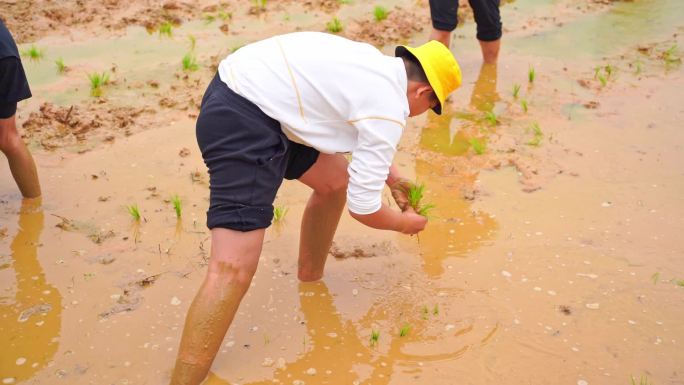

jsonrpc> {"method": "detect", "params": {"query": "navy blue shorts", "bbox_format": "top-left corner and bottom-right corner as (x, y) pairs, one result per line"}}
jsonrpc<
(196, 74), (319, 231)
(0, 56), (32, 119)
(429, 0), (502, 42)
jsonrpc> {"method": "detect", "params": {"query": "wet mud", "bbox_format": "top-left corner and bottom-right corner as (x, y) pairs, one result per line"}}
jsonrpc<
(1, 0), (684, 384)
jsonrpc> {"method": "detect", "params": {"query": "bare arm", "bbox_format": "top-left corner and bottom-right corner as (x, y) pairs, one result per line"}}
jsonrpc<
(349, 203), (426, 234)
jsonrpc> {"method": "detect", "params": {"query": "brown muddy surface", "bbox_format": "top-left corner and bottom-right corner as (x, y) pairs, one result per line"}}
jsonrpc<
(2, 0), (684, 384)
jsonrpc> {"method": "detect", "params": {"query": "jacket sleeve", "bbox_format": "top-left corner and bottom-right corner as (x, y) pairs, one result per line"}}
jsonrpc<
(346, 117), (404, 215)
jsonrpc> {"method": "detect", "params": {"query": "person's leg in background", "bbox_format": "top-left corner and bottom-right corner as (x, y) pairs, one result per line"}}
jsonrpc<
(471, 0), (502, 64)
(0, 57), (41, 198)
(428, 0), (459, 48)
(428, 0), (502, 64)
(0, 106), (41, 198)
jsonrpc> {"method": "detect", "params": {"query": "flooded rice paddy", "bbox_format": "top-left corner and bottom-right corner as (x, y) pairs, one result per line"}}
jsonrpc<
(1, 0), (683, 384)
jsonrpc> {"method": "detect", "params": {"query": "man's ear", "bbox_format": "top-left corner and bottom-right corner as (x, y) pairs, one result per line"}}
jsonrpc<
(417, 84), (433, 99)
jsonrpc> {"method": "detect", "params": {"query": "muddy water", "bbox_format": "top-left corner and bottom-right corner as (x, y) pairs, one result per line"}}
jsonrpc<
(1, 0), (684, 384)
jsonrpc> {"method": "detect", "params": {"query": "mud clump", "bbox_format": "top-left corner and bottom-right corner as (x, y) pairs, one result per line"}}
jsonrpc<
(99, 273), (162, 319)
(329, 241), (396, 259)
(302, 0), (343, 13)
(22, 102), (155, 151)
(345, 7), (428, 47)
(559, 305), (572, 315)
(330, 245), (376, 259)
(18, 303), (53, 323)
(3, 0), (211, 43)
(99, 289), (143, 319)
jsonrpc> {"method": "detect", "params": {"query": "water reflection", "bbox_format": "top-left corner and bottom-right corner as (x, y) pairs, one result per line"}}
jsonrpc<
(419, 63), (500, 156)
(470, 63), (500, 113)
(414, 159), (499, 278)
(0, 199), (62, 382)
(414, 63), (501, 278)
(208, 281), (473, 385)
(509, 0), (684, 59)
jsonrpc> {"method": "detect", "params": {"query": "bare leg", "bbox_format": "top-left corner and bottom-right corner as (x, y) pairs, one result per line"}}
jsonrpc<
(0, 115), (41, 198)
(479, 39), (501, 65)
(170, 228), (265, 385)
(429, 28), (452, 48)
(297, 153), (348, 282)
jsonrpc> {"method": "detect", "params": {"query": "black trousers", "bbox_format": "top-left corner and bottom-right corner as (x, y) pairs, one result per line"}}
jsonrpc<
(429, 0), (502, 42)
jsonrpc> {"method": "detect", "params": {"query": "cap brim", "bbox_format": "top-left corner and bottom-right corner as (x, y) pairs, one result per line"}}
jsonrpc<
(395, 45), (443, 115)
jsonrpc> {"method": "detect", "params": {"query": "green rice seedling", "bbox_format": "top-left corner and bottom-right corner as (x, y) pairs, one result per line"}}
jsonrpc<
(662, 44), (680, 64)
(55, 57), (66, 74)
(158, 21), (173, 37)
(598, 73), (607, 87)
(127, 204), (141, 222)
(171, 195), (182, 218)
(373, 6), (388, 22)
(182, 53), (199, 72)
(421, 305), (429, 320)
(630, 374), (653, 385)
(273, 206), (288, 223)
(469, 137), (486, 155)
(593, 66), (601, 79)
(188, 35), (197, 51)
(252, 0), (267, 10)
(604, 64), (614, 78)
(484, 110), (498, 125)
(526, 122), (543, 146)
(528, 67), (535, 83)
(677, 279), (684, 287)
(651, 272), (660, 284)
(634, 60), (643, 75)
(406, 182), (425, 210)
(512, 83), (521, 99)
(520, 98), (528, 113)
(218, 10), (233, 21)
(432, 304), (439, 315)
(23, 45), (44, 61)
(88, 71), (110, 97)
(399, 324), (411, 337)
(369, 329), (380, 347)
(417, 203), (435, 217)
(326, 17), (343, 33)
(203, 14), (217, 24)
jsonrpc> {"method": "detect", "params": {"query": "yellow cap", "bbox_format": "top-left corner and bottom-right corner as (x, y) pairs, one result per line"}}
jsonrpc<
(395, 41), (462, 114)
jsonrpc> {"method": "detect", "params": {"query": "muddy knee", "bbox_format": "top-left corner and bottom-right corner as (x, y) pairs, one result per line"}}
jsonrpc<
(206, 259), (257, 294)
(0, 123), (24, 155)
(314, 175), (347, 200)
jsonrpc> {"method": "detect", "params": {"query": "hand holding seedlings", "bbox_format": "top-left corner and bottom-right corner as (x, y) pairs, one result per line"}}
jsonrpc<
(405, 181), (436, 217)
(390, 179), (435, 217)
(398, 208), (428, 235)
(390, 178), (413, 211)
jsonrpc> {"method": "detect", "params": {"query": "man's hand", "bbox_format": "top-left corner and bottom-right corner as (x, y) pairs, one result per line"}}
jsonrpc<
(390, 178), (413, 212)
(399, 208), (428, 235)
